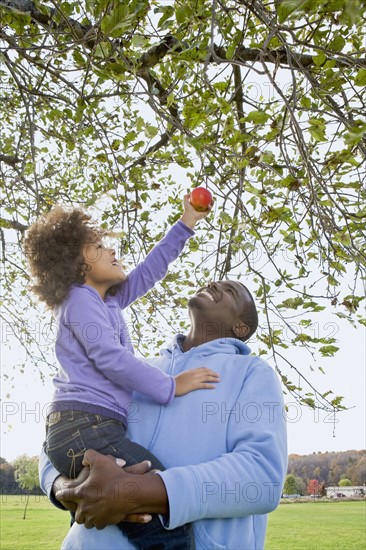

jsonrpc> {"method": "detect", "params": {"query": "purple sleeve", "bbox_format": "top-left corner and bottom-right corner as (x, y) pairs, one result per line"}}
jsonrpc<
(64, 293), (176, 404)
(115, 221), (194, 309)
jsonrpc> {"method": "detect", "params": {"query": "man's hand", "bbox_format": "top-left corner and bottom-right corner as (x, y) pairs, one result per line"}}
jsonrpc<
(120, 463), (153, 524)
(55, 450), (167, 529)
(54, 466), (91, 513)
(180, 193), (213, 229)
(175, 367), (220, 396)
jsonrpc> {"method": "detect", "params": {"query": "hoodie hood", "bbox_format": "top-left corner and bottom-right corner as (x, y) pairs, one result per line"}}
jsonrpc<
(160, 333), (252, 358)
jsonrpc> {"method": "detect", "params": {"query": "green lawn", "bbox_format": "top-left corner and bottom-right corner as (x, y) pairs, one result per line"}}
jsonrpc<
(0, 496), (365, 549)
(0, 495), (69, 549)
(266, 501), (366, 549)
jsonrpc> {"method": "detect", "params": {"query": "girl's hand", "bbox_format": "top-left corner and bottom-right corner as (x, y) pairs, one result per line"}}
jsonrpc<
(175, 367), (220, 396)
(180, 193), (213, 229)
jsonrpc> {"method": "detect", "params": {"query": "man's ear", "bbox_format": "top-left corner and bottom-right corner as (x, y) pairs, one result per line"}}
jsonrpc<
(232, 321), (250, 339)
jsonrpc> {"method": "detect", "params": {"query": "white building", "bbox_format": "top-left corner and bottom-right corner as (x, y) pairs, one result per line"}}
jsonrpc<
(326, 486), (365, 498)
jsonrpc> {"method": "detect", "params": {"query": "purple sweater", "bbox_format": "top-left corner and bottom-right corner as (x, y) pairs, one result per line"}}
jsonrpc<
(49, 221), (194, 423)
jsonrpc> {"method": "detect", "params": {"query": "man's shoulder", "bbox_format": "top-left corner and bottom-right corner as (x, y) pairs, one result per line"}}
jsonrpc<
(228, 353), (278, 386)
(245, 354), (278, 375)
(247, 354), (272, 368)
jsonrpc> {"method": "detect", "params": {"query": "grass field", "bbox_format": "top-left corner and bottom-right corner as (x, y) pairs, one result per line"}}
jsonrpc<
(0, 494), (69, 549)
(0, 496), (365, 549)
(265, 501), (366, 549)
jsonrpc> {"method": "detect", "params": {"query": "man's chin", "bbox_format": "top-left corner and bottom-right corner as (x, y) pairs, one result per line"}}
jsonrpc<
(188, 295), (205, 310)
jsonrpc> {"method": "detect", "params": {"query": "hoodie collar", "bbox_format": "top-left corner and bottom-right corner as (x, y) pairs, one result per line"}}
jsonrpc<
(160, 333), (251, 358)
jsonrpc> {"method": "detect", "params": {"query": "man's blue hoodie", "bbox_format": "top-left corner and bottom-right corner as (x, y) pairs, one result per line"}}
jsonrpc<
(40, 335), (288, 550)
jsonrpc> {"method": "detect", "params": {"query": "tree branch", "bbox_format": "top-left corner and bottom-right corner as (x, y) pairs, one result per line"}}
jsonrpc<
(0, 217), (28, 231)
(0, 0), (93, 42)
(1, 0), (364, 72)
(129, 129), (176, 168)
(211, 44), (366, 71)
(0, 154), (21, 166)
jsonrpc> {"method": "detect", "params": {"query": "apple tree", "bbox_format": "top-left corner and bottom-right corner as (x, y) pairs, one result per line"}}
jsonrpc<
(1, 0), (365, 411)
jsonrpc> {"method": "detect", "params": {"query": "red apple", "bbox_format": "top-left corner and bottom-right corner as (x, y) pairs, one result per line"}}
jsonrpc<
(189, 187), (213, 212)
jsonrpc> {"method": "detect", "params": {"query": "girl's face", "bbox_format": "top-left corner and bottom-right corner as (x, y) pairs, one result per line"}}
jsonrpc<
(82, 238), (127, 299)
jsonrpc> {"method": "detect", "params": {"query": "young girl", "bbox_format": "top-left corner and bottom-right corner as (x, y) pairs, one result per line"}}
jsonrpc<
(24, 195), (217, 549)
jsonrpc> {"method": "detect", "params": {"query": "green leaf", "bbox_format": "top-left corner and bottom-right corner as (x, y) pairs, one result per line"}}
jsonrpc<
(144, 125), (159, 139)
(308, 118), (327, 142)
(328, 35), (346, 51)
(331, 395), (344, 408)
(278, 297), (304, 309)
(60, 2), (74, 17)
(157, 5), (174, 28)
(246, 111), (270, 124)
(175, 5), (193, 24)
(111, 139), (121, 151)
(333, 231), (351, 246)
(300, 96), (312, 109)
(260, 150), (275, 164)
(277, 0), (300, 23)
(312, 53), (327, 66)
(319, 345), (340, 357)
(73, 50), (85, 66)
(344, 120), (366, 146)
(93, 42), (111, 59)
(101, 3), (146, 37)
(301, 397), (315, 408)
(354, 68), (366, 87)
(293, 333), (313, 343)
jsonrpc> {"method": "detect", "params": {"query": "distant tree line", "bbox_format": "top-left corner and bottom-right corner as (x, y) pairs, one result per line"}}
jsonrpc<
(1, 450), (365, 496)
(286, 449), (366, 494)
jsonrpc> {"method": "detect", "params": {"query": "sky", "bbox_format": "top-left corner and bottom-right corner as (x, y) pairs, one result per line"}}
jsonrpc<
(1, 294), (365, 462)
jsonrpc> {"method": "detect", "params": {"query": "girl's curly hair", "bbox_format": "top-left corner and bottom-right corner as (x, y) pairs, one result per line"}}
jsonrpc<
(23, 206), (102, 309)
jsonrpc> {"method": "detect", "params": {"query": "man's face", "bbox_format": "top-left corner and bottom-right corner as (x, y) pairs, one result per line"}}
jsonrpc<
(188, 280), (251, 337)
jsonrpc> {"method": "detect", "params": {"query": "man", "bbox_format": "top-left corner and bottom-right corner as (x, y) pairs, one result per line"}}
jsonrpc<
(40, 279), (288, 549)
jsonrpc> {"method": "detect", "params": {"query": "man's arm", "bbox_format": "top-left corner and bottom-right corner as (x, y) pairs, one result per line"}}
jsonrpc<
(55, 450), (169, 529)
(39, 447), (68, 510)
(39, 447), (155, 527)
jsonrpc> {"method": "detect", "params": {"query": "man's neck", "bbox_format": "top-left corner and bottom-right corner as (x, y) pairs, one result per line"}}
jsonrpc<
(182, 316), (235, 352)
(181, 330), (224, 352)
(181, 333), (205, 352)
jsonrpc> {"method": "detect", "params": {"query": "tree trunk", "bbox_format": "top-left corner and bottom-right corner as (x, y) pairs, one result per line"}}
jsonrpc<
(22, 493), (30, 520)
